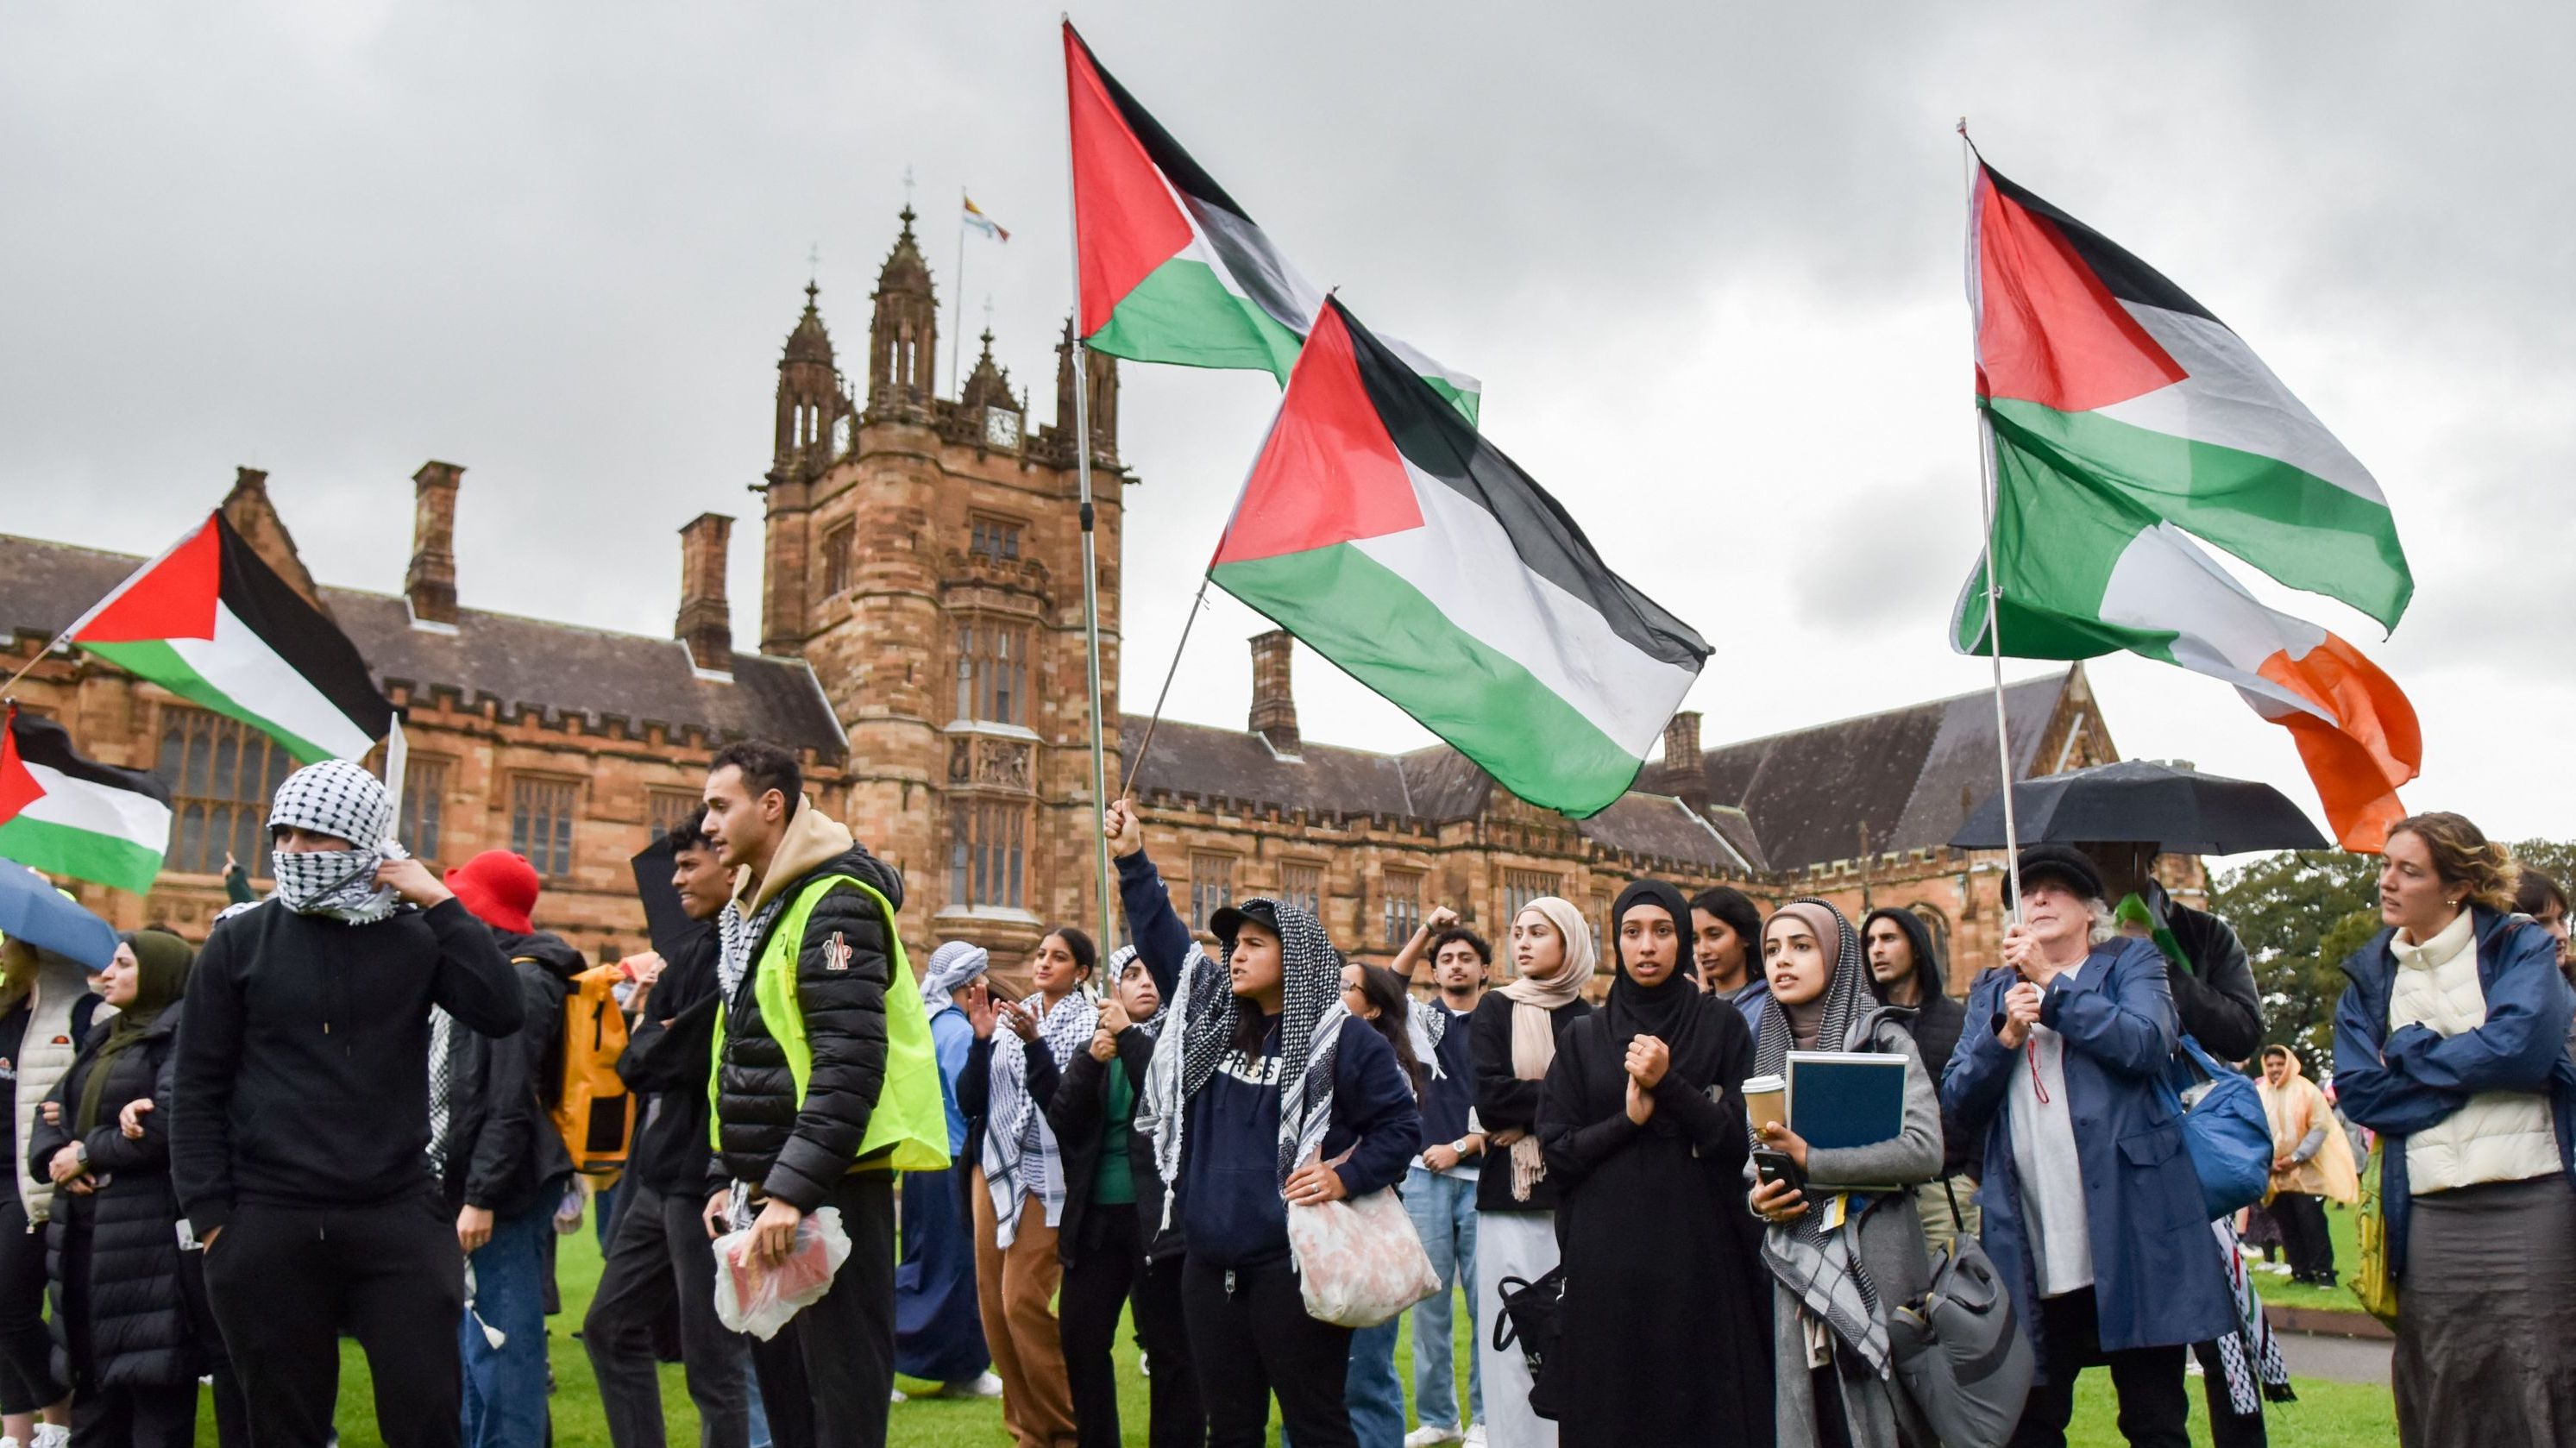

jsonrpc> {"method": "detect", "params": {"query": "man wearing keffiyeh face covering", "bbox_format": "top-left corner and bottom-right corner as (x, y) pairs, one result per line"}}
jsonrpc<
(172, 757), (526, 1448)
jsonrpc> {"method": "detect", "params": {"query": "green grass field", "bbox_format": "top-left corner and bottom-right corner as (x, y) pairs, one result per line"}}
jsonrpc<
(223, 1204), (2392, 1445)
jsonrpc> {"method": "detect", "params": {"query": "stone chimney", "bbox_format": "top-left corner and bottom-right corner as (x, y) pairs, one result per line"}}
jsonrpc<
(676, 512), (735, 672)
(406, 461), (465, 625)
(1660, 710), (1709, 807)
(1248, 630), (1298, 754)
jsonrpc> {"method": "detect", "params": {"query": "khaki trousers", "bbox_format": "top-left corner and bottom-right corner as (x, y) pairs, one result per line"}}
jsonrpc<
(971, 1169), (1076, 1448)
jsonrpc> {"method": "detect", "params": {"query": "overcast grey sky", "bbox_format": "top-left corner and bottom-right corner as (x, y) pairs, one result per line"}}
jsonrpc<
(5, 1), (2570, 847)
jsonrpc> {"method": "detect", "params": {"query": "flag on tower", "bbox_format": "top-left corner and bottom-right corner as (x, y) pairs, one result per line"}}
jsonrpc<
(1062, 21), (1481, 421)
(0, 707), (173, 894)
(1953, 155), (2419, 849)
(1210, 298), (1706, 818)
(67, 511), (395, 764)
(962, 195), (1010, 242)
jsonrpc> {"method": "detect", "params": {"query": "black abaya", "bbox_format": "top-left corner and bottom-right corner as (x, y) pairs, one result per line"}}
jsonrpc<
(1539, 994), (1772, 1447)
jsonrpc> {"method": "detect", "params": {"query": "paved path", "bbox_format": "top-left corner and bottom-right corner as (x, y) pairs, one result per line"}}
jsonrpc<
(2278, 1331), (2392, 1386)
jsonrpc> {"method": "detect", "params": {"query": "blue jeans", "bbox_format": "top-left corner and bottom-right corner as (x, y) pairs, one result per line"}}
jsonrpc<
(1404, 1164), (1481, 1429)
(745, 1344), (770, 1448)
(459, 1200), (553, 1448)
(1345, 1317), (1405, 1448)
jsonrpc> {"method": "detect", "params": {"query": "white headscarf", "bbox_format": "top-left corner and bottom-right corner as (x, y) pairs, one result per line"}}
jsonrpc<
(920, 941), (990, 1012)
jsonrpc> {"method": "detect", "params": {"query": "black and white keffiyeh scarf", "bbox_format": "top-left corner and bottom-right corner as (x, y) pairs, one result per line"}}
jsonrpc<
(1756, 897), (1896, 1376)
(267, 760), (405, 924)
(981, 987), (1101, 1247)
(1140, 898), (1348, 1200)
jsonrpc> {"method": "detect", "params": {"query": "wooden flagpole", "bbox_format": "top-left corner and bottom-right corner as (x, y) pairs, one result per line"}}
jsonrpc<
(1963, 120), (2026, 922)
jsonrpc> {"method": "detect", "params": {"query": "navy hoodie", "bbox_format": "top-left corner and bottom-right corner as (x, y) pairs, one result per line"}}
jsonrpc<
(1116, 848), (1421, 1268)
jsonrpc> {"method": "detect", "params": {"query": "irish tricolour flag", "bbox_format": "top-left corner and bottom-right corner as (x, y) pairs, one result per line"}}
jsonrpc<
(1953, 158), (2419, 849)
(1212, 298), (1707, 818)
(1063, 21), (1480, 421)
(70, 512), (395, 764)
(0, 708), (172, 894)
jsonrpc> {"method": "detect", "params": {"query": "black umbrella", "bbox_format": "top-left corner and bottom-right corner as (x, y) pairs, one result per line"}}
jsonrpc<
(1950, 759), (2328, 856)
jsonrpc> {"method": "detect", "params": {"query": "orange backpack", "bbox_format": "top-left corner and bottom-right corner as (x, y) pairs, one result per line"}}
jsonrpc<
(550, 962), (637, 1176)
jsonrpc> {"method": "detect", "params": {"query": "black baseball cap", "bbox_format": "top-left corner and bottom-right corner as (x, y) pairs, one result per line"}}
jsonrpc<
(2009, 843), (2108, 906)
(1208, 899), (1279, 947)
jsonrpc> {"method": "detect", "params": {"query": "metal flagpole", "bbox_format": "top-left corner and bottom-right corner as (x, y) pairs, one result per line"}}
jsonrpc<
(1065, 22), (1115, 950)
(1121, 572), (1211, 799)
(1962, 120), (2025, 923)
(952, 189), (969, 400)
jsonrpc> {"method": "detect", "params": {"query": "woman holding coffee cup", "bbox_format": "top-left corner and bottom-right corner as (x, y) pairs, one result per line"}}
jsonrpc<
(1744, 900), (1944, 1448)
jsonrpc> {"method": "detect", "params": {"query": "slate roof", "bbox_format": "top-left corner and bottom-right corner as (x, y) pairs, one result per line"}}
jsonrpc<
(1122, 670), (2079, 881)
(1693, 673), (2070, 873)
(0, 534), (845, 757)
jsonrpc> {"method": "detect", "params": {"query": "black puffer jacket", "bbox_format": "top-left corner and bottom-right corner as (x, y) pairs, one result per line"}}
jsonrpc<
(712, 805), (905, 1211)
(2157, 887), (2265, 1062)
(28, 1012), (206, 1391)
(437, 931), (581, 1219)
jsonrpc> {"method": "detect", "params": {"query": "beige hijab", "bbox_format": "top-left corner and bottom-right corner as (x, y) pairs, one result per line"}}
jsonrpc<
(1496, 895), (1596, 1200)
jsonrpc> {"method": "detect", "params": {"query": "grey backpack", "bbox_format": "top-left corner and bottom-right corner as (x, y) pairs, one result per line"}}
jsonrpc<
(1888, 1184), (2034, 1448)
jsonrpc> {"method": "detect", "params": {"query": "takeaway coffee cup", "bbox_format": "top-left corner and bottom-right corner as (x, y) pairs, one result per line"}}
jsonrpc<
(1743, 1074), (1787, 1133)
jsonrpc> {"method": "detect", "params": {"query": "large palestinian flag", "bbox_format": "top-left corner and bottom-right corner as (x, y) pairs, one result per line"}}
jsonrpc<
(0, 708), (172, 894)
(1063, 21), (1480, 421)
(1211, 298), (1707, 817)
(1970, 160), (2411, 630)
(69, 512), (394, 763)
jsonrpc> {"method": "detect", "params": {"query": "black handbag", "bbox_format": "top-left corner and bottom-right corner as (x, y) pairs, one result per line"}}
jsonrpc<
(1492, 1267), (1568, 1420)
(1888, 1182), (2034, 1448)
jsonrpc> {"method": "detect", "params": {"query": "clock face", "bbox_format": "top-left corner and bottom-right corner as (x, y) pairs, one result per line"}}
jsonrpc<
(983, 407), (1021, 449)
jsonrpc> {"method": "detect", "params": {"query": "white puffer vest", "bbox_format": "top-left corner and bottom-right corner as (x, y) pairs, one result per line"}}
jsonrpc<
(9, 952), (97, 1223)
(2388, 912), (2560, 1194)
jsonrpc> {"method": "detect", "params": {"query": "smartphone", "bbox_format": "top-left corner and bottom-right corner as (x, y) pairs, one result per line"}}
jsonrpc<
(1752, 1148), (1804, 1197)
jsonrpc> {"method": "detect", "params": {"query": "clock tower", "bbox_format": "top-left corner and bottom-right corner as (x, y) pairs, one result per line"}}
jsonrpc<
(757, 206), (1125, 975)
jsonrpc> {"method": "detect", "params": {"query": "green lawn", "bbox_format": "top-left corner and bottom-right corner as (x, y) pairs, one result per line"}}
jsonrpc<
(2244, 1197), (2368, 1314)
(218, 1207), (2391, 1445)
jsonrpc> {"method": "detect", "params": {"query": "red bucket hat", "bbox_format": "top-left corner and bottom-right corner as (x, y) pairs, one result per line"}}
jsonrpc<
(445, 849), (540, 935)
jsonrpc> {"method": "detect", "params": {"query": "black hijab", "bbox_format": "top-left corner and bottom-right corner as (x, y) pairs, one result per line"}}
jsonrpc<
(1606, 879), (1725, 1091)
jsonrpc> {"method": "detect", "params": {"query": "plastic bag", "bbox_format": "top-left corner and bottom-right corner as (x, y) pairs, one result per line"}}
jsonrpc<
(713, 1205), (851, 1340)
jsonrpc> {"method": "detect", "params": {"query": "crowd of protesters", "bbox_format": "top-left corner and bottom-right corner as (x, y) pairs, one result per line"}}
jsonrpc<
(2, 734), (2571, 1448)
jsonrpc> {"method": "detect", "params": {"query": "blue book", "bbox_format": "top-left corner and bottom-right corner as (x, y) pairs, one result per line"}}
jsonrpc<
(1785, 1051), (1907, 1153)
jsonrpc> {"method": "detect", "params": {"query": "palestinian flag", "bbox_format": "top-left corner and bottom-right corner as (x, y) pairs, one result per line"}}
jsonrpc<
(1211, 298), (1707, 818)
(0, 708), (172, 894)
(1955, 442), (2422, 852)
(68, 512), (394, 763)
(1970, 158), (2411, 630)
(1063, 21), (1480, 421)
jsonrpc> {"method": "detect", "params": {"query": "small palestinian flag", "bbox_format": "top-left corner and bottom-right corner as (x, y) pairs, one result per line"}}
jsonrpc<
(1970, 158), (2411, 630)
(69, 512), (394, 763)
(1211, 298), (1707, 818)
(0, 707), (172, 894)
(1063, 21), (1480, 421)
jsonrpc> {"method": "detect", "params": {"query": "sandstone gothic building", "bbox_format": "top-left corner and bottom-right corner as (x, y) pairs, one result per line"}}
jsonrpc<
(0, 208), (2187, 995)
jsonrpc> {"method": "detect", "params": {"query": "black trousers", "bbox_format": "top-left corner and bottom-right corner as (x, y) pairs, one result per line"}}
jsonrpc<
(1182, 1255), (1352, 1448)
(1133, 1252), (1202, 1448)
(744, 1173), (895, 1448)
(584, 1180), (751, 1448)
(0, 1196), (64, 1414)
(2192, 1339), (2267, 1448)
(204, 1193), (465, 1448)
(2271, 1193), (2334, 1282)
(2007, 1288), (2190, 1448)
(1059, 1207), (1204, 1448)
(69, 1382), (196, 1448)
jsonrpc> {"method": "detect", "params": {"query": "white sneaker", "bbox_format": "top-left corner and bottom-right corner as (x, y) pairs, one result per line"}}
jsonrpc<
(940, 1371), (1005, 1399)
(1464, 1426), (1488, 1446)
(2260, 1262), (2294, 1276)
(890, 1388), (908, 1403)
(1404, 1426), (1465, 1447)
(3, 1433), (22, 1448)
(28, 1429), (66, 1448)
